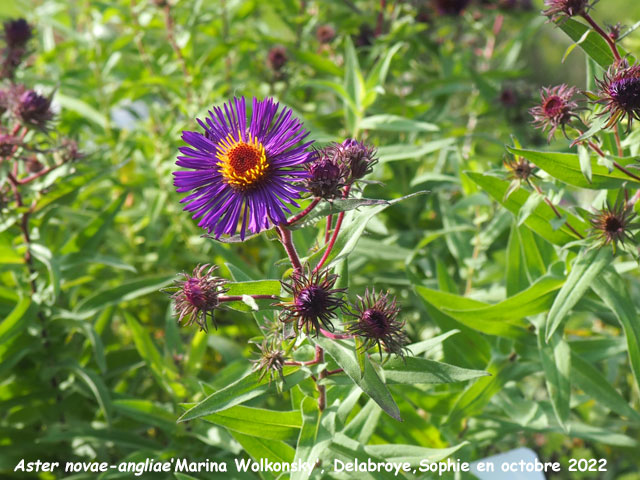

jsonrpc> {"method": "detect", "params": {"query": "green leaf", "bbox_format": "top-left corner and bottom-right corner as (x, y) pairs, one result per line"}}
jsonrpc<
(404, 330), (460, 356)
(507, 147), (640, 189)
(223, 280), (281, 312)
(571, 352), (640, 422)
(382, 356), (489, 384)
(343, 36), (365, 133)
(60, 194), (126, 254)
(56, 92), (109, 130)
(578, 145), (592, 184)
(558, 18), (632, 69)
(313, 336), (401, 421)
(506, 223), (529, 295)
(112, 399), (177, 432)
(315, 191), (428, 269)
(378, 138), (457, 163)
(364, 441), (468, 466)
(466, 171), (588, 245)
(75, 275), (174, 314)
(124, 312), (177, 382)
(290, 49), (342, 76)
(360, 114), (438, 132)
(292, 397), (332, 480)
(178, 367), (310, 422)
(538, 328), (571, 430)
(415, 281), (548, 339)
(591, 270), (640, 390)
(0, 298), (35, 345)
(56, 360), (113, 425)
(288, 197), (390, 231)
(201, 406), (301, 441)
(545, 248), (612, 341)
(230, 432), (295, 469)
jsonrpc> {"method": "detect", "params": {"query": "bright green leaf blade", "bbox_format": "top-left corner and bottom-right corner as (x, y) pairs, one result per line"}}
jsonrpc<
(538, 328), (571, 431)
(466, 172), (588, 245)
(545, 248), (612, 341)
(313, 336), (401, 421)
(201, 406), (301, 441)
(591, 270), (640, 390)
(382, 356), (489, 384)
(508, 147), (640, 189)
(178, 367), (310, 422)
(571, 352), (640, 422)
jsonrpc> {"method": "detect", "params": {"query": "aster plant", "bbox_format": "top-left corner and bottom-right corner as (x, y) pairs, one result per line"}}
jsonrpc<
(458, 0), (640, 440)
(170, 93), (487, 427)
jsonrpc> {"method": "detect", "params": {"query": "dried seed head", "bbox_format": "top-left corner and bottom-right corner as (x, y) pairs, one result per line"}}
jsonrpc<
(346, 289), (408, 358)
(279, 266), (347, 336)
(504, 156), (534, 182)
(267, 46), (288, 72)
(163, 264), (229, 331)
(3, 19), (32, 49)
(542, 0), (591, 21)
(529, 84), (579, 141)
(596, 62), (640, 131)
(432, 0), (472, 16)
(15, 88), (54, 130)
(251, 340), (286, 384)
(588, 200), (639, 253)
(316, 25), (335, 44)
(336, 139), (378, 182)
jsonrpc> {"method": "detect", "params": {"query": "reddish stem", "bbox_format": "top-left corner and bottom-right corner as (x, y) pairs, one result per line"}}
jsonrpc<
(276, 225), (302, 273)
(324, 214), (333, 244)
(375, 0), (386, 37)
(319, 328), (352, 340)
(314, 185), (351, 273)
(532, 183), (584, 240)
(326, 368), (344, 376)
(582, 13), (621, 62)
(285, 197), (321, 225)
(15, 163), (63, 184)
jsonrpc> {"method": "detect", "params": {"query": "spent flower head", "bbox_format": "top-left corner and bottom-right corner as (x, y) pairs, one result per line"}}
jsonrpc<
(14, 88), (54, 130)
(316, 25), (335, 44)
(251, 340), (286, 384)
(432, 0), (472, 16)
(596, 62), (640, 131)
(279, 266), (347, 336)
(163, 264), (229, 331)
(304, 147), (347, 200)
(346, 289), (408, 359)
(542, 0), (591, 21)
(267, 46), (288, 72)
(174, 97), (313, 240)
(588, 200), (639, 253)
(3, 18), (32, 49)
(337, 139), (378, 183)
(529, 84), (579, 141)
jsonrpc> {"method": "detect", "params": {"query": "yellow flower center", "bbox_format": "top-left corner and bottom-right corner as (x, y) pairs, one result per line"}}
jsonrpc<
(216, 133), (268, 189)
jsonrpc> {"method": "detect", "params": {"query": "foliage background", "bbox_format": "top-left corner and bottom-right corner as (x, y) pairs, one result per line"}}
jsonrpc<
(2, 0), (640, 478)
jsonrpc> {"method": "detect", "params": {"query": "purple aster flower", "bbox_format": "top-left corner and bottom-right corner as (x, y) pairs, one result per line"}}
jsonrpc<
(174, 97), (314, 239)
